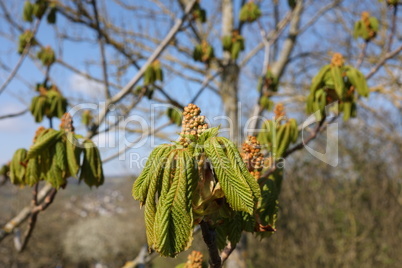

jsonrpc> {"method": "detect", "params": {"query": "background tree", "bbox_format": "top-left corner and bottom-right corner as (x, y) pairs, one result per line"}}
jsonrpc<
(0, 0), (401, 267)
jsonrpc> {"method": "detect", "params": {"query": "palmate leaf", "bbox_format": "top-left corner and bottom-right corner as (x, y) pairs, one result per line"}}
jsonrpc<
(159, 150), (178, 199)
(215, 212), (255, 250)
(133, 145), (175, 248)
(79, 140), (104, 187)
(25, 158), (41, 186)
(26, 129), (63, 160)
(132, 144), (175, 202)
(154, 149), (196, 257)
(257, 178), (278, 230)
(204, 137), (256, 214)
(197, 127), (219, 145)
(346, 67), (369, 97)
(10, 148), (28, 185)
(369, 17), (379, 31)
(45, 146), (65, 189)
(276, 123), (291, 158)
(215, 213), (243, 250)
(330, 65), (345, 99)
(353, 21), (362, 39)
(55, 141), (67, 176)
(66, 132), (81, 178)
(310, 65), (330, 93)
(221, 137), (261, 199)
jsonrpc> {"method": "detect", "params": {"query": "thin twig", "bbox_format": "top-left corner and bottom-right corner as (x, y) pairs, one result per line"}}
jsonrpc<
(101, 121), (172, 163)
(18, 188), (57, 252)
(190, 71), (221, 104)
(0, 109), (28, 120)
(154, 85), (185, 109)
(91, 0), (197, 135)
(248, 20), (273, 134)
(0, 20), (41, 96)
(356, 41), (368, 69)
(387, 4), (398, 52)
(91, 0), (111, 99)
(220, 242), (236, 265)
(365, 45), (402, 80)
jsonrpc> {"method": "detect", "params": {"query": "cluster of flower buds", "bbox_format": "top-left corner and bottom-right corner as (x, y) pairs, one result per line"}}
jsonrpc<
(185, 251), (204, 268)
(179, 103), (208, 147)
(331, 53), (344, 67)
(274, 103), (286, 121)
(241, 136), (264, 179)
(60, 113), (75, 133)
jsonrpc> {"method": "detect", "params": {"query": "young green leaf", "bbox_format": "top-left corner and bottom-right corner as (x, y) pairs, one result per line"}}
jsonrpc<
(154, 149), (196, 257)
(26, 129), (63, 160)
(204, 137), (255, 214)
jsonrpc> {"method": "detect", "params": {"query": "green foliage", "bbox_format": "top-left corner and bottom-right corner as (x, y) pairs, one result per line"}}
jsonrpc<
(154, 150), (196, 256)
(306, 53), (369, 121)
(166, 107), (182, 126)
(257, 69), (279, 111)
(9, 121), (103, 189)
(9, 148), (28, 185)
(29, 85), (67, 122)
(255, 170), (281, 239)
(32, 0), (48, 19)
(37, 46), (56, 66)
(257, 118), (299, 159)
(18, 30), (37, 54)
(258, 69), (279, 93)
(23, 0), (57, 24)
(23, 1), (34, 22)
(222, 31), (245, 60)
(259, 96), (274, 111)
(47, 6), (57, 24)
(288, 0), (296, 9)
(79, 140), (104, 187)
(353, 12), (379, 41)
(204, 137), (260, 214)
(134, 85), (155, 99)
(144, 60), (163, 85)
(239, 2), (261, 23)
(0, 163), (9, 177)
(192, 3), (207, 23)
(65, 132), (81, 177)
(132, 105), (268, 257)
(215, 213), (249, 250)
(81, 110), (93, 128)
(193, 41), (214, 63)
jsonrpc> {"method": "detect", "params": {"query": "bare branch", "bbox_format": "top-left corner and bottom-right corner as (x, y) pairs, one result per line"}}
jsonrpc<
(0, 109), (28, 120)
(190, 71), (222, 103)
(366, 45), (402, 80)
(356, 41), (368, 69)
(271, 1), (303, 79)
(387, 4), (398, 52)
(0, 20), (41, 96)
(0, 184), (53, 242)
(92, 0), (198, 134)
(91, 0), (111, 99)
(220, 242), (236, 265)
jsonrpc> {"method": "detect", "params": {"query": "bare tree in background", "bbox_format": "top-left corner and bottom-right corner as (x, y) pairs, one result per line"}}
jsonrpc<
(0, 0), (401, 267)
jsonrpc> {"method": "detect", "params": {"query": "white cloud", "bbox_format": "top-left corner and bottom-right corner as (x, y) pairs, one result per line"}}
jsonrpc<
(68, 73), (104, 99)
